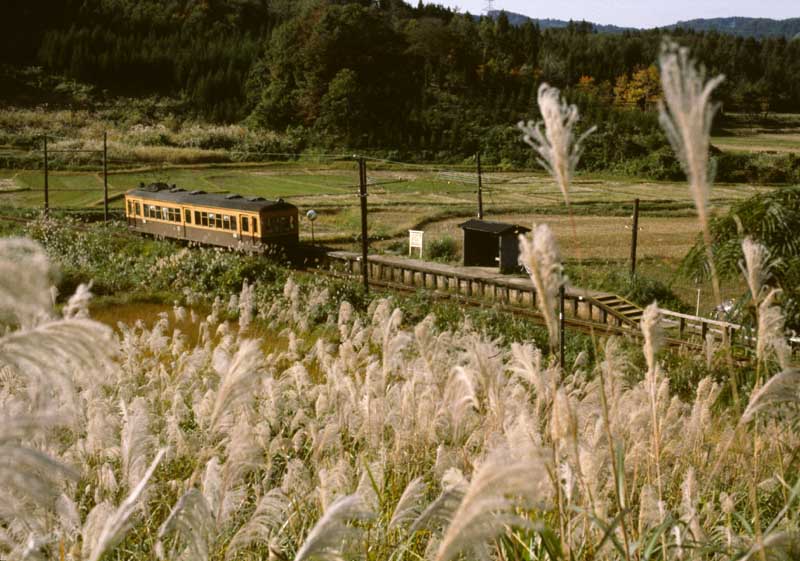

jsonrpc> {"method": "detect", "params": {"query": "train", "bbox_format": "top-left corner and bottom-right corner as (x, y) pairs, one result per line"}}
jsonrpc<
(124, 182), (299, 250)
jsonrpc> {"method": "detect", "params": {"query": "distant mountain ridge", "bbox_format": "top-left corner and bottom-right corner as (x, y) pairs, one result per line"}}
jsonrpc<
(669, 17), (800, 39)
(488, 11), (634, 33)
(488, 11), (800, 39)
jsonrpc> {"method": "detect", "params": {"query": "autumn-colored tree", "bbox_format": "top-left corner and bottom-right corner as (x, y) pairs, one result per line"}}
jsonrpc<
(614, 65), (661, 110)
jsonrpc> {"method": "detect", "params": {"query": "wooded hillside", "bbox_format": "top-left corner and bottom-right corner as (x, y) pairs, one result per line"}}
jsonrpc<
(2, 1), (799, 164)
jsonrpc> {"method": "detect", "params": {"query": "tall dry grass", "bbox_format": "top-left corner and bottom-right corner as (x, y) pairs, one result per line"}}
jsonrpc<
(1, 234), (798, 560)
(658, 41), (725, 308)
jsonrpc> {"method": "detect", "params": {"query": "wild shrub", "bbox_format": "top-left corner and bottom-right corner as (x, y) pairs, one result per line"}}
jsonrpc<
(426, 236), (459, 262)
(682, 185), (800, 330)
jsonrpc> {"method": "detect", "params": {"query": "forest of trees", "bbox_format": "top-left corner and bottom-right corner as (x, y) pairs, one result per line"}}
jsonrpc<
(3, 0), (800, 167)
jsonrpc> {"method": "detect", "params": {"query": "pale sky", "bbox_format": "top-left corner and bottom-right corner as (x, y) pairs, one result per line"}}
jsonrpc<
(426, 1), (798, 29)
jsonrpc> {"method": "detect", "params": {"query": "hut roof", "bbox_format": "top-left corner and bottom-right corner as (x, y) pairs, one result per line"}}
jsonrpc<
(458, 219), (531, 236)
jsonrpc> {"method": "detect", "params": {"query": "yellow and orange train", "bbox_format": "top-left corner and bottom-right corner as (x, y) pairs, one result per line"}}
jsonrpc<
(124, 182), (299, 249)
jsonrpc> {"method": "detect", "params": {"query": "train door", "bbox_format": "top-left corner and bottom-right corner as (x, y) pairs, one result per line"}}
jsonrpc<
(182, 207), (191, 238)
(240, 214), (255, 245)
(126, 199), (140, 227)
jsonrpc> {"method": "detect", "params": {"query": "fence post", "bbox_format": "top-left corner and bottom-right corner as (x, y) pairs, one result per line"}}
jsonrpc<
(358, 157), (369, 294)
(103, 131), (109, 223)
(630, 198), (639, 278)
(476, 152), (484, 219)
(43, 136), (49, 215)
(559, 284), (566, 369)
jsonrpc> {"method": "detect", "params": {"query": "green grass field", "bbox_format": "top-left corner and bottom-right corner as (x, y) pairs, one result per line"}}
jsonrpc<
(712, 112), (800, 154)
(711, 133), (800, 153)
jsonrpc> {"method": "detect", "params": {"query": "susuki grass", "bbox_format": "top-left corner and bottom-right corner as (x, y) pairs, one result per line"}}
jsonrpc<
(658, 40), (725, 308)
(1, 235), (799, 561)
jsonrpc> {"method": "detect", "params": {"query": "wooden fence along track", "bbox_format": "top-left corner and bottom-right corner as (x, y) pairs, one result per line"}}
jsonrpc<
(324, 251), (800, 353)
(326, 251), (647, 328)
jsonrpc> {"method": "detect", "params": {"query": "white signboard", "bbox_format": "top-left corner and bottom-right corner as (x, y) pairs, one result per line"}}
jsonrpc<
(409, 230), (424, 258)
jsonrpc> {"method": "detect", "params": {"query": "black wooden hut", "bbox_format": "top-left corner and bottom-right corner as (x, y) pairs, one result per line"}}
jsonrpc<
(458, 219), (531, 273)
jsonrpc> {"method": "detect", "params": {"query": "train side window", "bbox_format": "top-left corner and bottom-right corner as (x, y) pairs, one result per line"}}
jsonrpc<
(208, 213), (215, 228)
(135, 202), (140, 216)
(252, 218), (258, 233)
(215, 215), (223, 229)
(222, 215), (231, 230)
(185, 209), (191, 224)
(202, 213), (210, 227)
(195, 211), (201, 225)
(241, 216), (249, 232)
(126, 201), (132, 215)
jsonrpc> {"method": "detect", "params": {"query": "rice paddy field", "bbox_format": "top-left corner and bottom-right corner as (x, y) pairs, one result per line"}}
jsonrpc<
(0, 163), (773, 248)
(711, 112), (800, 154)
(711, 133), (800, 154)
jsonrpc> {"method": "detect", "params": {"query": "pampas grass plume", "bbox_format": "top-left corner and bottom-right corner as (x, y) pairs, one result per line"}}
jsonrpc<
(641, 302), (663, 375)
(741, 368), (800, 424)
(756, 289), (790, 369)
(433, 446), (546, 561)
(519, 84), (595, 208)
(740, 238), (772, 304)
(518, 224), (563, 349)
(293, 494), (374, 561)
(658, 41), (724, 230)
(155, 488), (215, 561)
(388, 477), (428, 530)
(658, 40), (725, 304)
(86, 448), (167, 561)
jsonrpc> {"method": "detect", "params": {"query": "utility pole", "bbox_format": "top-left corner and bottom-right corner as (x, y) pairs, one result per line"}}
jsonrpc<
(476, 152), (484, 219)
(103, 131), (109, 222)
(559, 284), (566, 369)
(358, 157), (369, 294)
(630, 198), (640, 279)
(43, 136), (49, 215)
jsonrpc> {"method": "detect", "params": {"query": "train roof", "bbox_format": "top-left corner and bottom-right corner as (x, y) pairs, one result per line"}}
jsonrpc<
(126, 182), (296, 212)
